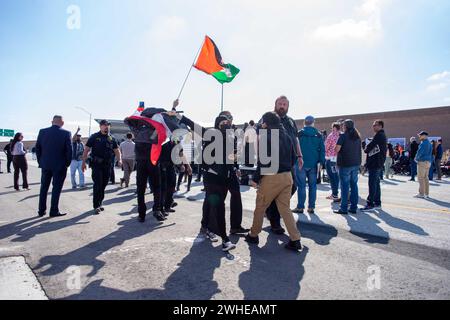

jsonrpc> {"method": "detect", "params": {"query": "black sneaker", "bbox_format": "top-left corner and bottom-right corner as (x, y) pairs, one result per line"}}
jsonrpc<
(348, 209), (358, 214)
(271, 226), (285, 235)
(307, 208), (315, 214)
(153, 211), (166, 221)
(162, 211), (169, 217)
(285, 240), (303, 252)
(361, 205), (375, 211)
(230, 227), (250, 234)
(333, 209), (348, 215)
(245, 234), (259, 244)
(94, 208), (102, 215)
(165, 208), (176, 213)
(100, 207), (105, 211)
(171, 202), (178, 208)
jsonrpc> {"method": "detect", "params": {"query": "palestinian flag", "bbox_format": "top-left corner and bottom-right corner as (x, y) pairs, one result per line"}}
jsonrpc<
(194, 36), (240, 84)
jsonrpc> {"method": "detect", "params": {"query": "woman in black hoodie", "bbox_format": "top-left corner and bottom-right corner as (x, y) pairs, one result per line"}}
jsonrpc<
(168, 110), (237, 252)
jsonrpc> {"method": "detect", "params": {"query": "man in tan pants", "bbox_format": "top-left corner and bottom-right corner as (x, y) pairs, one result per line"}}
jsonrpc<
(245, 111), (302, 252)
(417, 161), (431, 197)
(414, 131), (433, 199)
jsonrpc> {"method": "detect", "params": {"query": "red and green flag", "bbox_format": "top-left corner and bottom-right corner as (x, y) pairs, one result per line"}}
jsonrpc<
(194, 36), (240, 84)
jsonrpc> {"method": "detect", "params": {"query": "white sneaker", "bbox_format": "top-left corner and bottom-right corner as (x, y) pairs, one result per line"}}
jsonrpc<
(222, 241), (236, 252)
(424, 195), (430, 199)
(414, 194), (425, 198)
(205, 229), (219, 242)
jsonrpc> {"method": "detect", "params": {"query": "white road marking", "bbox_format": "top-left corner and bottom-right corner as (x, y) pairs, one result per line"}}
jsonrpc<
(0, 256), (48, 300)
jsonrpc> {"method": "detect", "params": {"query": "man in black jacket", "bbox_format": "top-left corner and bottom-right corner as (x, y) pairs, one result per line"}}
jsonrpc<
(3, 140), (13, 173)
(409, 137), (419, 181)
(264, 96), (303, 235)
(362, 120), (387, 211)
(245, 111), (302, 252)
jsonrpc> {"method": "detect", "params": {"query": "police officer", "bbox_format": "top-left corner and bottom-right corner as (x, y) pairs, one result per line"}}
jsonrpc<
(82, 120), (122, 215)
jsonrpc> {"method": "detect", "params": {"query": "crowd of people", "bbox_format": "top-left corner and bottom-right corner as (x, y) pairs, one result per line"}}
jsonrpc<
(1, 96), (448, 254)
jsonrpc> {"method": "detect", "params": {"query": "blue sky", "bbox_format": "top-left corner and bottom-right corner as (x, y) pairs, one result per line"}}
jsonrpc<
(1, 0), (450, 140)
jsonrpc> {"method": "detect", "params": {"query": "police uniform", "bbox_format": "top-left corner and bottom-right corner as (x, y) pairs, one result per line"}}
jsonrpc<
(86, 131), (118, 210)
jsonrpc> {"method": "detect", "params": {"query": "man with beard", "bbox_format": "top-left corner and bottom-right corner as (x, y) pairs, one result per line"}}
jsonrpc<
(264, 96), (304, 234)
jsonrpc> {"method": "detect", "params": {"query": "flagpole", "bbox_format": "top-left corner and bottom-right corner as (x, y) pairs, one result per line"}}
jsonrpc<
(176, 41), (204, 101)
(221, 83), (224, 112)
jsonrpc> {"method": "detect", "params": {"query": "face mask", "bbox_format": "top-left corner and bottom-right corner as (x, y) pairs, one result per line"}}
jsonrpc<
(220, 124), (232, 131)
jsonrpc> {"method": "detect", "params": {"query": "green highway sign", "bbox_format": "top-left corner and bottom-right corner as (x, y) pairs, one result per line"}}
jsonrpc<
(0, 129), (14, 137)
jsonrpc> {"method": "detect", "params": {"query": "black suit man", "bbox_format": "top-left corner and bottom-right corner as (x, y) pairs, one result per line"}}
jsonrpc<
(36, 115), (72, 217)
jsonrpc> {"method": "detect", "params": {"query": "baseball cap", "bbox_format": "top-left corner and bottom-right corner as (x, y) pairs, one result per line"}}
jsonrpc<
(344, 119), (355, 129)
(99, 120), (110, 126)
(418, 131), (429, 136)
(305, 115), (315, 123)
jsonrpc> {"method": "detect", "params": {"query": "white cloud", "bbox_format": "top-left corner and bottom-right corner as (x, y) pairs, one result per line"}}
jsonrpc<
(426, 82), (448, 92)
(311, 0), (387, 42)
(427, 71), (450, 82)
(149, 16), (187, 41)
(426, 70), (450, 93)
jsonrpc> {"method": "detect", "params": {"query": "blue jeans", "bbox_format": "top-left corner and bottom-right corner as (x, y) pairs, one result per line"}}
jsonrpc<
(410, 159), (417, 179)
(428, 159), (435, 181)
(339, 166), (359, 212)
(70, 160), (85, 188)
(325, 160), (339, 197)
(367, 168), (382, 207)
(295, 166), (317, 209)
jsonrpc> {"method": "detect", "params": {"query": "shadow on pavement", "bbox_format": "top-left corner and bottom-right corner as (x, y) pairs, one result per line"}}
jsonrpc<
(7, 211), (94, 242)
(424, 197), (450, 208)
(0, 216), (44, 241)
(63, 231), (309, 300)
(35, 216), (173, 279)
(373, 209), (429, 236)
(299, 213), (338, 246)
(64, 238), (224, 299)
(239, 232), (308, 300)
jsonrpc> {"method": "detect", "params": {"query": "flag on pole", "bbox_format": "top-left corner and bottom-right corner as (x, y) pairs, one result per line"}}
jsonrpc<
(194, 36), (240, 84)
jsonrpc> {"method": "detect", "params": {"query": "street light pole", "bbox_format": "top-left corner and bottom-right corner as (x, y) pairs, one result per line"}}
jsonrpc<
(75, 106), (92, 137)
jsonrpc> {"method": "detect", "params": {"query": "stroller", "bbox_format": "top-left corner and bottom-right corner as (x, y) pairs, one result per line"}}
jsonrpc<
(391, 159), (410, 175)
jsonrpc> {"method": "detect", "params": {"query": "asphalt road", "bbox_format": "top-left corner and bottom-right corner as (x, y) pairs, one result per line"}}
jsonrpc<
(0, 156), (449, 300)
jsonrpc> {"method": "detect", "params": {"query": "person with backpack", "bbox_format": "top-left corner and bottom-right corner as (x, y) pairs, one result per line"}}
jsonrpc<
(292, 116), (325, 215)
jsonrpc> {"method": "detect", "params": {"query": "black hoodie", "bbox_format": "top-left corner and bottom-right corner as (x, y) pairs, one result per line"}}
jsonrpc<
(253, 124), (296, 184)
(179, 115), (238, 183)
